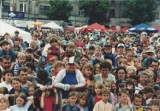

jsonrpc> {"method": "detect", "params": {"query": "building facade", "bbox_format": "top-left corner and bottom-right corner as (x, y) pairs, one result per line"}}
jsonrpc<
(1, 0), (160, 26)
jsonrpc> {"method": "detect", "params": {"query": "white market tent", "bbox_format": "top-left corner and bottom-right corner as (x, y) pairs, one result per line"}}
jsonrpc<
(0, 20), (32, 43)
(42, 22), (63, 31)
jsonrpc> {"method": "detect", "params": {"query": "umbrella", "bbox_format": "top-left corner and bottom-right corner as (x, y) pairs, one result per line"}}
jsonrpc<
(128, 23), (158, 33)
(81, 23), (106, 32)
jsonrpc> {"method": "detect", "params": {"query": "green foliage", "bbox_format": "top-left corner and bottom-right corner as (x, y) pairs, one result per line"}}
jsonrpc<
(79, 0), (109, 24)
(125, 0), (157, 25)
(47, 0), (73, 22)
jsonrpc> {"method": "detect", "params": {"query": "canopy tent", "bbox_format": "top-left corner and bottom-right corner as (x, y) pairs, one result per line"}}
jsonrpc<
(121, 27), (129, 32)
(128, 23), (158, 33)
(81, 23), (106, 32)
(151, 25), (160, 32)
(74, 25), (88, 34)
(42, 22), (63, 31)
(0, 20), (32, 43)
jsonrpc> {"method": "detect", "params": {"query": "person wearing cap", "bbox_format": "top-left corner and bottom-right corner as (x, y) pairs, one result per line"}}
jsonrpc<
(53, 56), (86, 99)
(103, 42), (117, 68)
(142, 49), (157, 67)
(116, 43), (125, 58)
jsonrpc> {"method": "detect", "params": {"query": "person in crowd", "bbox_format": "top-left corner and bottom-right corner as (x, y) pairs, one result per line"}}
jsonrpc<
(54, 56), (86, 99)
(114, 89), (133, 111)
(0, 55), (12, 73)
(62, 91), (80, 111)
(0, 95), (10, 111)
(132, 94), (143, 111)
(93, 88), (113, 111)
(94, 62), (115, 82)
(0, 40), (16, 69)
(0, 69), (13, 91)
(13, 52), (26, 76)
(77, 92), (88, 111)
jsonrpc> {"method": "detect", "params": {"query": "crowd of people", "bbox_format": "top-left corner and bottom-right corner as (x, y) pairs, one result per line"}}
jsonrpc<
(0, 28), (159, 111)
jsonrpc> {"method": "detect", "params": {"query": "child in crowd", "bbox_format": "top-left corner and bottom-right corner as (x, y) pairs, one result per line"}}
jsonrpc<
(62, 91), (80, 111)
(0, 69), (13, 91)
(13, 52), (26, 76)
(90, 46), (104, 65)
(114, 90), (133, 111)
(92, 82), (104, 105)
(77, 92), (88, 111)
(94, 64), (100, 75)
(0, 95), (10, 111)
(103, 80), (114, 106)
(132, 94), (143, 111)
(82, 63), (95, 89)
(9, 77), (27, 106)
(10, 93), (33, 111)
(40, 87), (55, 111)
(93, 88), (113, 111)
(149, 100), (160, 111)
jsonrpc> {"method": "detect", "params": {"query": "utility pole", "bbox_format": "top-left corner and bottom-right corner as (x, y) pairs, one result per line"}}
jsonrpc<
(0, 0), (2, 18)
(28, 0), (30, 20)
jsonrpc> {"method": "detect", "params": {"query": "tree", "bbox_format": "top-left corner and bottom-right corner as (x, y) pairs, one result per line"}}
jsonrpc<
(47, 0), (73, 22)
(125, 0), (157, 25)
(79, 0), (109, 25)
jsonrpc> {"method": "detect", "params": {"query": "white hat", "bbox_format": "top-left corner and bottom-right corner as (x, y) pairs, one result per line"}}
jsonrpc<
(68, 56), (75, 64)
(117, 43), (125, 48)
(146, 49), (154, 53)
(90, 38), (94, 41)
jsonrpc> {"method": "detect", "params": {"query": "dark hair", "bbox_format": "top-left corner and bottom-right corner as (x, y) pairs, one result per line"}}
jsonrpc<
(81, 55), (89, 60)
(26, 62), (35, 71)
(50, 38), (58, 44)
(37, 70), (48, 81)
(116, 66), (127, 80)
(0, 40), (9, 47)
(133, 94), (142, 101)
(11, 76), (21, 85)
(3, 69), (13, 76)
(2, 55), (11, 61)
(100, 61), (112, 71)
(18, 67), (28, 76)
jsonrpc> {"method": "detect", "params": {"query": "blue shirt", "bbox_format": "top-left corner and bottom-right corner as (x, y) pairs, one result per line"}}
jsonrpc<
(62, 71), (78, 85)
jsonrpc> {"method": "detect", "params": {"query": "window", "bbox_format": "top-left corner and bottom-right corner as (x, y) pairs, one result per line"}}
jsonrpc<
(3, 3), (10, 12)
(110, 9), (115, 18)
(20, 3), (26, 12)
(111, 0), (115, 7)
(40, 5), (49, 14)
(79, 9), (84, 16)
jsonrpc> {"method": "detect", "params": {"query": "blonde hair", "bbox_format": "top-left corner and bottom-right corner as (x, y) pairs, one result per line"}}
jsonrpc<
(82, 63), (94, 80)
(17, 52), (25, 58)
(0, 96), (9, 108)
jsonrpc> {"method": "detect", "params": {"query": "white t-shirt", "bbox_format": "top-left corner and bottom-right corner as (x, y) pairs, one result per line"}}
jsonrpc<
(10, 101), (32, 111)
(0, 82), (12, 91)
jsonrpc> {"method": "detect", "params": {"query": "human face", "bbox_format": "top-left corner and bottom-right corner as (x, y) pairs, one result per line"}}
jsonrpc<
(2, 59), (11, 69)
(104, 47), (112, 54)
(139, 75), (148, 84)
(81, 57), (89, 65)
(0, 99), (8, 110)
(4, 73), (13, 83)
(51, 42), (58, 48)
(1, 44), (9, 51)
(151, 62), (159, 71)
(126, 53), (133, 61)
(19, 71), (28, 83)
(95, 48), (101, 56)
(84, 68), (92, 78)
(120, 93), (128, 104)
(18, 57), (26, 65)
(12, 80), (21, 91)
(101, 68), (110, 76)
(68, 95), (77, 106)
(79, 98), (87, 106)
(117, 47), (124, 54)
(151, 105), (159, 111)
(28, 87), (34, 96)
(67, 46), (74, 52)
(102, 94), (109, 102)
(118, 69), (126, 80)
(67, 64), (76, 72)
(45, 89), (51, 97)
(95, 67), (100, 74)
(133, 97), (142, 106)
(55, 65), (64, 73)
(105, 83), (111, 91)
(16, 97), (24, 107)
(95, 85), (101, 95)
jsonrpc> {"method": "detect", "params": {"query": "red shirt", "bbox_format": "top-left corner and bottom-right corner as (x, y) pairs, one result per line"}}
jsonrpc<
(94, 95), (102, 104)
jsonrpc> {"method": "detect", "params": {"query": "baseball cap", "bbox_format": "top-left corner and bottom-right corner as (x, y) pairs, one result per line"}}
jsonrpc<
(146, 49), (154, 53)
(104, 42), (112, 47)
(117, 43), (125, 48)
(66, 56), (76, 65)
